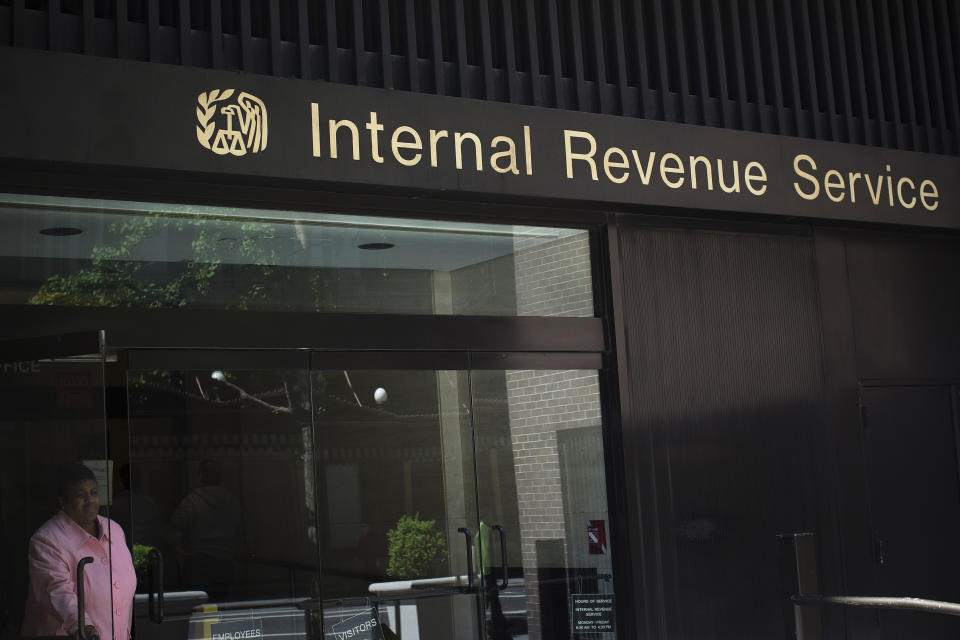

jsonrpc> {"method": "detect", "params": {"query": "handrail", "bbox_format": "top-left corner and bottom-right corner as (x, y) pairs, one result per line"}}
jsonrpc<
(208, 597), (312, 612)
(780, 532), (960, 640)
(793, 594), (960, 616)
(367, 575), (473, 597)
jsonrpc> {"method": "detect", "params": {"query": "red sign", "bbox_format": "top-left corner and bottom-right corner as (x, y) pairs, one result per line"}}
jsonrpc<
(588, 520), (607, 555)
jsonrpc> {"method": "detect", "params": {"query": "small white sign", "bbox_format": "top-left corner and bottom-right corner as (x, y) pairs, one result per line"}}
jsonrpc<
(210, 617), (262, 640)
(331, 610), (384, 640)
(81, 459), (113, 506)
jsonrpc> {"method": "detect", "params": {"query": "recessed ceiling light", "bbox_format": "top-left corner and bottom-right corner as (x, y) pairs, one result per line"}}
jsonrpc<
(39, 227), (83, 236)
(358, 242), (395, 250)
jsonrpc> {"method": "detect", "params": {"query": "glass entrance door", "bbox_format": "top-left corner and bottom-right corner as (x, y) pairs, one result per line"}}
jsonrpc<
(123, 350), (488, 640)
(123, 351), (319, 640)
(470, 358), (614, 640)
(0, 333), (113, 640)
(311, 353), (482, 640)
(311, 352), (615, 640)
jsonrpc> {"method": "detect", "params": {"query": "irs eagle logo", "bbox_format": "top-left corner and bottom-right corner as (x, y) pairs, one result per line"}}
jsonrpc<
(196, 90), (268, 156)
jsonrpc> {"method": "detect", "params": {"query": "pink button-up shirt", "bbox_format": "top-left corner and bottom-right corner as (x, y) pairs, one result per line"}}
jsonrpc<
(22, 511), (137, 640)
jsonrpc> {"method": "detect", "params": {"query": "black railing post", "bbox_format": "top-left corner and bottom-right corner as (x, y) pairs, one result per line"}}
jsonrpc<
(76, 556), (95, 640)
(778, 532), (823, 640)
(147, 548), (165, 623)
(458, 528), (475, 593)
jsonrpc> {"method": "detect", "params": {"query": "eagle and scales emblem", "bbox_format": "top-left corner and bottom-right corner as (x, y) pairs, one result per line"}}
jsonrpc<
(196, 90), (268, 156)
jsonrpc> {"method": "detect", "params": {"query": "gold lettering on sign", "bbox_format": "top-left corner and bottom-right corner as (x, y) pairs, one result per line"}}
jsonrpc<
(196, 90), (268, 156)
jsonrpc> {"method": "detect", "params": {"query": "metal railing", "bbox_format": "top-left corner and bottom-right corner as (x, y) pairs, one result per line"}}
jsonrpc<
(780, 532), (960, 640)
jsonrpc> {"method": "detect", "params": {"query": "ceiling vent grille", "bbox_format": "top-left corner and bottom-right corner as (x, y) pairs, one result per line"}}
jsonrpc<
(1, 0), (957, 155)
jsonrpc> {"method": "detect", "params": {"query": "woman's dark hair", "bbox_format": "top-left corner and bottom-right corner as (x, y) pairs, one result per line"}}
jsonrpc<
(56, 462), (97, 498)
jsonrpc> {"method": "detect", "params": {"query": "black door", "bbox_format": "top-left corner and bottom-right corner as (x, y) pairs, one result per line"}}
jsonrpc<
(860, 384), (960, 638)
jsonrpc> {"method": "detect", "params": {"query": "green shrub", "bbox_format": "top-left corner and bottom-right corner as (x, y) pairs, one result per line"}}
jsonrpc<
(132, 544), (156, 572)
(386, 514), (447, 579)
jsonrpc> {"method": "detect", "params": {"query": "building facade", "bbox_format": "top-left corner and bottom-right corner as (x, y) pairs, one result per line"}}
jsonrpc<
(1, 2), (959, 639)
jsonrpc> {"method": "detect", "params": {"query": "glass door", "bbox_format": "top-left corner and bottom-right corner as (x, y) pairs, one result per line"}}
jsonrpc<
(0, 333), (114, 640)
(311, 352), (483, 640)
(310, 352), (617, 640)
(123, 350), (319, 640)
(470, 354), (615, 640)
(118, 348), (615, 640)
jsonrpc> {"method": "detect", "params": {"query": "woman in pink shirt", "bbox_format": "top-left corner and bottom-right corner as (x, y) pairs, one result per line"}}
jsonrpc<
(22, 462), (137, 640)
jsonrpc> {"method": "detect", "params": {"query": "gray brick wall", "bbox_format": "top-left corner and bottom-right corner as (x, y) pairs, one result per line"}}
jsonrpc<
(512, 230), (593, 317)
(504, 230), (604, 639)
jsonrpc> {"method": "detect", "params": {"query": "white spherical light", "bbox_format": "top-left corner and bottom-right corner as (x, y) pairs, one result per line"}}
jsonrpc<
(374, 387), (388, 404)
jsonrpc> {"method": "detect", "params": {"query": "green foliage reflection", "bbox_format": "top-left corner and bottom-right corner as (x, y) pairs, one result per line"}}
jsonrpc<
(29, 213), (332, 310)
(386, 513), (448, 580)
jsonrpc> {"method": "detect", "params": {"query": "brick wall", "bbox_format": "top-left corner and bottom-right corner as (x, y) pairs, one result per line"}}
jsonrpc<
(504, 230), (604, 639)
(512, 230), (593, 317)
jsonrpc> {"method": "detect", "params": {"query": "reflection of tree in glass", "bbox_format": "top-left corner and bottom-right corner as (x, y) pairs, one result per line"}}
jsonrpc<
(29, 213), (333, 310)
(126, 370), (321, 560)
(128, 369), (310, 416)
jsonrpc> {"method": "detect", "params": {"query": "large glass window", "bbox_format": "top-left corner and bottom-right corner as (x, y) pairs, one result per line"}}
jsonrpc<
(0, 194), (593, 317)
(0, 191), (608, 639)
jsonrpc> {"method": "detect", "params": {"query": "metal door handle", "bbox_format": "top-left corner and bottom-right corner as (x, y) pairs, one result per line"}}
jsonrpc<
(76, 557), (95, 640)
(148, 548), (165, 623)
(457, 527), (475, 592)
(493, 525), (508, 591)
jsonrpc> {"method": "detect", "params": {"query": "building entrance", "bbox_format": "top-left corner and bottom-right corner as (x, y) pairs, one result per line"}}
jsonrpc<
(4, 334), (613, 640)
(0, 333), (113, 640)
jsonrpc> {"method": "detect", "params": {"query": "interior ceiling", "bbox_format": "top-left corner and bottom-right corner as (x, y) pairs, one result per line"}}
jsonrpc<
(0, 200), (573, 272)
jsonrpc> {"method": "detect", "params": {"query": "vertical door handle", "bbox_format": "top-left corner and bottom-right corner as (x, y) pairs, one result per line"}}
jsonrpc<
(148, 548), (165, 623)
(76, 557), (95, 640)
(458, 527), (475, 592)
(493, 525), (508, 591)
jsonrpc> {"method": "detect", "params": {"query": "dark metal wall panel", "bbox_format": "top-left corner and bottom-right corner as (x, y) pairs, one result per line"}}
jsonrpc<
(1, 0), (956, 155)
(0, 305), (605, 353)
(843, 232), (960, 381)
(616, 225), (829, 637)
(810, 230), (868, 639)
(619, 228), (829, 638)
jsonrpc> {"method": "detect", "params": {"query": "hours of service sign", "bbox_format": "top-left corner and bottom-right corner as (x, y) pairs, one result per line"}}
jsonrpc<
(572, 593), (616, 634)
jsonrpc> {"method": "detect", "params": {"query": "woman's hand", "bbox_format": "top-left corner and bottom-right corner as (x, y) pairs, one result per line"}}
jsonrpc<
(76, 624), (99, 640)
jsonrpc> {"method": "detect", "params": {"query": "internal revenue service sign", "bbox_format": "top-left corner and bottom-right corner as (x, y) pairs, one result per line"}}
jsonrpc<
(2, 46), (958, 230)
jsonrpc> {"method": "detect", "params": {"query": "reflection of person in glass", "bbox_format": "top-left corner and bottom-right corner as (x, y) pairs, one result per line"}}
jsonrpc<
(110, 464), (161, 547)
(353, 523), (382, 581)
(21, 462), (136, 640)
(170, 460), (244, 601)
